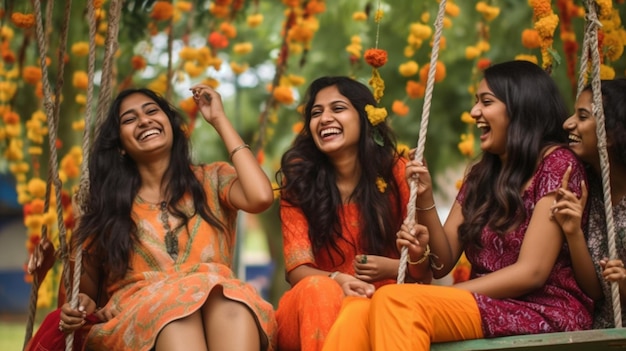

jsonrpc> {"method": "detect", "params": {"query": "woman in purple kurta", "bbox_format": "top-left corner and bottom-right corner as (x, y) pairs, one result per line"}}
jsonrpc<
(322, 61), (593, 351)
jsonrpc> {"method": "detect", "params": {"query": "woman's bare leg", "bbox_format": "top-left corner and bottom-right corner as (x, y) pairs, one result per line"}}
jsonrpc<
(155, 310), (208, 351)
(202, 286), (262, 351)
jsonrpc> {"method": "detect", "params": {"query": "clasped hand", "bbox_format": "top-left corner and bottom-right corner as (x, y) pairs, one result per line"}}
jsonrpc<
(59, 293), (118, 333)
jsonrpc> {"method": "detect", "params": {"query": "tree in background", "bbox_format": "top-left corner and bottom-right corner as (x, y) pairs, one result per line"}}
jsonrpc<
(0, 0), (625, 307)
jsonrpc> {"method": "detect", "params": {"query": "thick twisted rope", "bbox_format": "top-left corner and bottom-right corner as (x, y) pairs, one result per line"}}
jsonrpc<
(28, 0), (73, 349)
(582, 0), (622, 328)
(397, 0), (447, 284)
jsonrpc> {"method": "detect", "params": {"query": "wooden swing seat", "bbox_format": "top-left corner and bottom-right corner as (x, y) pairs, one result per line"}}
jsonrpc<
(431, 328), (626, 351)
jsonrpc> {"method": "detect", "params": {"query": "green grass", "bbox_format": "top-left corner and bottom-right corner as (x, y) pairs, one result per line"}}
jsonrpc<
(0, 322), (27, 351)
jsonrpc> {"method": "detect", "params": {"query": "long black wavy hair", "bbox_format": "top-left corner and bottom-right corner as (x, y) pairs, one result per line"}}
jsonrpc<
(73, 88), (224, 282)
(584, 79), (626, 168)
(459, 61), (569, 246)
(276, 76), (404, 265)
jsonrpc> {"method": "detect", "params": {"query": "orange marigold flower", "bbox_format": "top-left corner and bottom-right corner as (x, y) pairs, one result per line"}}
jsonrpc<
(3, 111), (19, 124)
(233, 42), (253, 55)
(292, 121), (304, 134)
(131, 55), (147, 70)
(151, 1), (174, 21)
(306, 0), (326, 14)
(93, 0), (105, 9)
(22, 66), (42, 85)
(458, 133), (475, 158)
(11, 13), (35, 29)
(273, 86), (294, 105)
(364, 48), (388, 68)
(27, 178), (47, 198)
(282, 0), (300, 7)
(220, 22), (237, 39)
(521, 29), (541, 49)
(419, 61), (446, 83)
(73, 71), (89, 89)
(405, 80), (425, 99)
(30, 198), (45, 214)
(477, 58), (492, 70)
(208, 31), (229, 49)
(353, 12), (367, 21)
(210, 4), (230, 18)
(391, 100), (409, 117)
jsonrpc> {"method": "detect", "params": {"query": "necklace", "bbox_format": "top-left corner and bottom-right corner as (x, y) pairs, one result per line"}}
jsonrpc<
(159, 201), (178, 260)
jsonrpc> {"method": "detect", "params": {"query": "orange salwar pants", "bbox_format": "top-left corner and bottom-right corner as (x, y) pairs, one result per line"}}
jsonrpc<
(322, 284), (484, 351)
(276, 275), (344, 351)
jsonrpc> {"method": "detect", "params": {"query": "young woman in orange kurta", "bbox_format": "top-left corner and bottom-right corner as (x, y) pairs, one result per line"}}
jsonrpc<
(57, 86), (276, 351)
(275, 76), (430, 351)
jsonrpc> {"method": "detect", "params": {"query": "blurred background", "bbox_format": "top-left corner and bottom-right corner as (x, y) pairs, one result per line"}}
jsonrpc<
(1, 0), (625, 349)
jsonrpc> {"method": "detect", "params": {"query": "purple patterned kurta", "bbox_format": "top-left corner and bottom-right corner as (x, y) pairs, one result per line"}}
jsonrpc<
(460, 148), (593, 337)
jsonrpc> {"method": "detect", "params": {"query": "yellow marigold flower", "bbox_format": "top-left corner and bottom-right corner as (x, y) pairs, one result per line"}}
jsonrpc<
(375, 9), (384, 23)
(392, 100), (409, 117)
(95, 33), (105, 46)
(176, 1), (193, 12)
(600, 64), (616, 80)
(230, 62), (249, 75)
(247, 13), (264, 28)
(289, 43), (304, 54)
(28, 146), (43, 155)
(43, 211), (56, 226)
(5, 123), (21, 137)
(420, 12), (430, 23)
(72, 119), (86, 131)
(71, 42), (90, 57)
(443, 17), (452, 29)
(287, 74), (306, 86)
(369, 69), (385, 102)
(233, 42), (253, 55)
(604, 32), (624, 62)
(184, 61), (204, 78)
(353, 11), (367, 21)
(28, 178), (47, 198)
(461, 112), (475, 124)
(73, 71), (89, 90)
(22, 66), (42, 85)
(1, 25), (15, 41)
(404, 46), (415, 58)
(9, 162), (29, 174)
(365, 104), (387, 126)
(515, 54), (539, 64)
(220, 22), (237, 39)
(446, 3), (460, 17)
(32, 110), (46, 122)
(458, 133), (475, 158)
(202, 77), (220, 89)
(93, 0), (104, 9)
(410, 23), (432, 40)
(534, 14), (559, 39)
(148, 74), (168, 95)
(273, 86), (295, 105)
(476, 40), (490, 52)
(376, 176), (387, 193)
(292, 121), (304, 134)
(465, 46), (481, 60)
(61, 155), (80, 179)
(179, 46), (198, 62)
(399, 60), (419, 77)
(397, 143), (410, 158)
(0, 127), (5, 141)
(150, 1), (174, 21)
(25, 214), (44, 232)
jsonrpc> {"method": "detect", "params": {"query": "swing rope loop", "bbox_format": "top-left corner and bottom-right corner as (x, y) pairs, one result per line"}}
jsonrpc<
(582, 0), (622, 329)
(397, 0), (447, 284)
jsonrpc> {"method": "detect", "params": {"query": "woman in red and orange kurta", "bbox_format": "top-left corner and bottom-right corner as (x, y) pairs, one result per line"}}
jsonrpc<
(57, 86), (276, 351)
(275, 76), (428, 351)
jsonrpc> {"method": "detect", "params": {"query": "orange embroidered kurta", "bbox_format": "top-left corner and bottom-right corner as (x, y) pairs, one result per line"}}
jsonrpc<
(276, 158), (409, 351)
(85, 163), (276, 351)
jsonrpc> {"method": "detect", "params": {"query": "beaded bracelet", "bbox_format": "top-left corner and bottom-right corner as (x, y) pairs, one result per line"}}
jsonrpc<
(408, 244), (431, 265)
(229, 144), (251, 161)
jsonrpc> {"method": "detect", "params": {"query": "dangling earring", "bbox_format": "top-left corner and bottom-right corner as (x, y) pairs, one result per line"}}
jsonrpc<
(120, 149), (126, 159)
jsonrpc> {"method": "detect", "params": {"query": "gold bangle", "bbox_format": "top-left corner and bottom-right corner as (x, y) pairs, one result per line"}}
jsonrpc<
(416, 203), (436, 211)
(229, 144), (251, 161)
(328, 271), (340, 280)
(408, 244), (430, 265)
